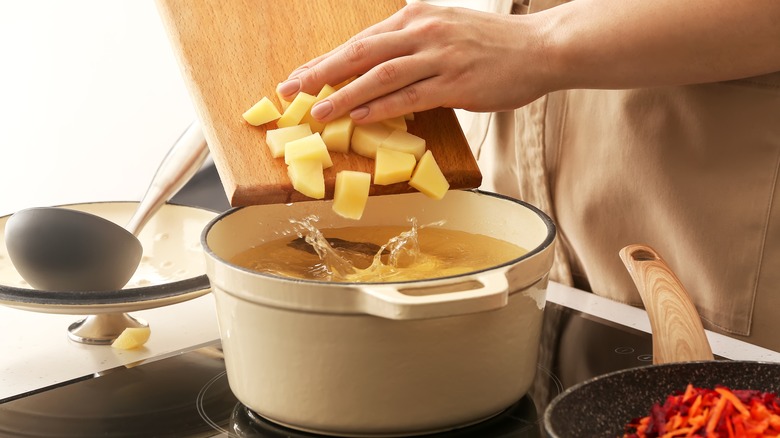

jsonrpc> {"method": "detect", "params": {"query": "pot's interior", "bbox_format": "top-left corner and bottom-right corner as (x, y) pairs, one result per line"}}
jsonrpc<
(205, 190), (554, 267)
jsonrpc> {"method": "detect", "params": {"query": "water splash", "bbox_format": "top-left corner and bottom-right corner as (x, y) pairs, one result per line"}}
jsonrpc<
(290, 216), (355, 278)
(290, 216), (445, 282)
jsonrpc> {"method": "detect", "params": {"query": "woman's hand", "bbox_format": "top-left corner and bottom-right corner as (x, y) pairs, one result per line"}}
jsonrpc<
(276, 2), (552, 124)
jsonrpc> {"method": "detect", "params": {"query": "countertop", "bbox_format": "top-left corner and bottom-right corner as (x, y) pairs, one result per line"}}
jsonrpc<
(2, 0), (779, 404)
(3, 281), (780, 402)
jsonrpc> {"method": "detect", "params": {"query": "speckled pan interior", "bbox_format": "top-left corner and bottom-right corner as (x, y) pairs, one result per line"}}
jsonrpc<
(544, 360), (780, 438)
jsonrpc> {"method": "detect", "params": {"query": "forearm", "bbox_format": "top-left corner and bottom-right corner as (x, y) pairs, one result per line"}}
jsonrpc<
(283, 1), (780, 123)
(539, 0), (780, 91)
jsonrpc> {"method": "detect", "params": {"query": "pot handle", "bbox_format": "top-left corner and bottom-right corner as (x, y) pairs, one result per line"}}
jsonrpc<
(356, 271), (509, 320)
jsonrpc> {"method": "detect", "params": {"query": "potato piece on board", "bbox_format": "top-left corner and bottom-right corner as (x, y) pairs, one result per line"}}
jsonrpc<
(409, 150), (450, 200)
(380, 115), (407, 132)
(332, 170), (371, 220)
(242, 96), (282, 126)
(300, 85), (336, 133)
(265, 123), (313, 158)
(277, 92), (316, 128)
(351, 122), (392, 159)
(321, 115), (355, 153)
(374, 147), (416, 185)
(284, 133), (333, 168)
(287, 159), (325, 199)
(380, 129), (426, 161)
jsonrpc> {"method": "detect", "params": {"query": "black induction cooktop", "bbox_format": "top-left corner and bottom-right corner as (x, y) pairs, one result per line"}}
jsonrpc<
(0, 164), (660, 437)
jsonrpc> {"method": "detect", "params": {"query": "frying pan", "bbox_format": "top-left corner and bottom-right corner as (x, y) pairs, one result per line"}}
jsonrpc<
(543, 244), (780, 437)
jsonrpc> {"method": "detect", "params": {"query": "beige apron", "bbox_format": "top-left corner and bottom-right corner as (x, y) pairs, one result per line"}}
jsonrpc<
(475, 0), (780, 351)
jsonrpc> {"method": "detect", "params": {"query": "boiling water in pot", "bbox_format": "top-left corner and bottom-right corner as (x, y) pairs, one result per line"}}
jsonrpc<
(229, 217), (528, 282)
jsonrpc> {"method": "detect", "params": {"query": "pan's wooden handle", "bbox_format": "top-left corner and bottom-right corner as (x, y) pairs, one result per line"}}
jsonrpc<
(619, 244), (714, 364)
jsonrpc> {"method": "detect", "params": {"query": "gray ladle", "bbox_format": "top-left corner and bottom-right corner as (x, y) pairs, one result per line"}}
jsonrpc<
(4, 121), (209, 344)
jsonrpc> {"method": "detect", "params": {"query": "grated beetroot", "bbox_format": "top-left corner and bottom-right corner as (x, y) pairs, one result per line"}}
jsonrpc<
(623, 384), (780, 438)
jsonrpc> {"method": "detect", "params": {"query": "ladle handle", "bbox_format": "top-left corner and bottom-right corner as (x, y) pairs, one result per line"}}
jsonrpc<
(125, 121), (209, 236)
(619, 244), (714, 364)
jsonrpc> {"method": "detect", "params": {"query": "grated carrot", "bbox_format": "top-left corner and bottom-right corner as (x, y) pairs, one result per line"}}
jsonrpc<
(715, 387), (751, 418)
(705, 394), (729, 433)
(682, 384), (696, 403)
(689, 394), (703, 418)
(623, 385), (780, 438)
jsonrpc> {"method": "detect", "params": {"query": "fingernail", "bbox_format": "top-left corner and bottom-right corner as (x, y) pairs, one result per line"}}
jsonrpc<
(276, 78), (301, 98)
(288, 66), (308, 79)
(311, 100), (333, 120)
(350, 106), (370, 120)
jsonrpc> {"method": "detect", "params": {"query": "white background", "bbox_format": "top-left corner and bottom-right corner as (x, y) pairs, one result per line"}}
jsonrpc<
(0, 1), (196, 216)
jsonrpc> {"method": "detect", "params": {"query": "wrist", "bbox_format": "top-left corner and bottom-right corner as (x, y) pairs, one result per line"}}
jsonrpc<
(529, 3), (582, 94)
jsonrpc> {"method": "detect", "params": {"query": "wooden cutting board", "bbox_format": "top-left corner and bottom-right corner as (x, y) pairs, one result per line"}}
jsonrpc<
(155, 0), (482, 206)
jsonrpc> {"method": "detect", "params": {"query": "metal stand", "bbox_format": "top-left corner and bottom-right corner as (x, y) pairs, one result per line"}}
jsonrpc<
(67, 312), (148, 345)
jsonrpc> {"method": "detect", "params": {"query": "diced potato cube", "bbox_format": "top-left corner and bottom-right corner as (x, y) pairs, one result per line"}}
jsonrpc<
(374, 147), (416, 185)
(351, 122), (393, 159)
(409, 150), (450, 200)
(287, 159), (325, 199)
(242, 96), (282, 126)
(111, 327), (151, 350)
(277, 92), (316, 128)
(332, 170), (371, 220)
(276, 84), (292, 111)
(300, 85), (336, 133)
(321, 115), (355, 154)
(404, 112), (415, 121)
(265, 124), (313, 158)
(380, 129), (426, 161)
(380, 116), (407, 132)
(284, 133), (333, 168)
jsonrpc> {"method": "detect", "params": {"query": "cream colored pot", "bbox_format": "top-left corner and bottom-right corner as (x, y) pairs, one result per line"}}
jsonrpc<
(202, 190), (556, 437)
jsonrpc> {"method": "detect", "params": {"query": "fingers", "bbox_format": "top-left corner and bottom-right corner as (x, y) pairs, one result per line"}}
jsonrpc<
(346, 78), (437, 124)
(318, 57), (438, 123)
(278, 27), (415, 101)
(282, 4), (415, 84)
(349, 76), (460, 123)
(277, 29), (435, 122)
(275, 3), (475, 123)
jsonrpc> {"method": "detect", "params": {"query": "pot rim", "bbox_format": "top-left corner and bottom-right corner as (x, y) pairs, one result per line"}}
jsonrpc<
(200, 189), (557, 287)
